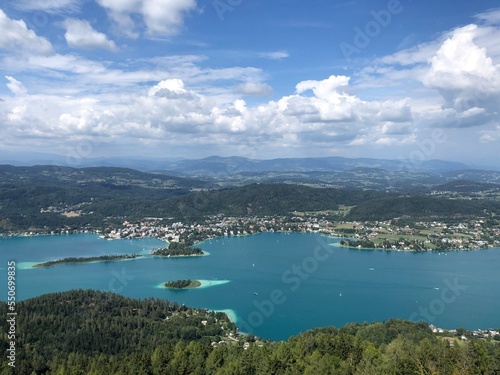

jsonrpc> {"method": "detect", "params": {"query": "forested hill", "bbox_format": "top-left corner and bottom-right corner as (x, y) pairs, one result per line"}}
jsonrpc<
(0, 164), (207, 190)
(160, 184), (500, 220)
(346, 195), (500, 220)
(1, 290), (499, 374)
(159, 184), (384, 218)
(2, 175), (500, 233)
(0, 290), (234, 374)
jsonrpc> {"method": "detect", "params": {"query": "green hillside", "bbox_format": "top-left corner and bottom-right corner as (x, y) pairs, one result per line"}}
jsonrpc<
(1, 290), (499, 374)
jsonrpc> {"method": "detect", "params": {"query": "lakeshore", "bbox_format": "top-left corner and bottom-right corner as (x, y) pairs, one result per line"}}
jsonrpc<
(1, 232), (500, 340)
(336, 241), (490, 253)
(4, 213), (498, 252)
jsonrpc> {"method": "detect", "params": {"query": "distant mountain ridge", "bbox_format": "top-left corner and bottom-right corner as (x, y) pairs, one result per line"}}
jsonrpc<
(3, 154), (500, 192)
(0, 164), (207, 190)
(0, 152), (477, 174)
(160, 156), (470, 176)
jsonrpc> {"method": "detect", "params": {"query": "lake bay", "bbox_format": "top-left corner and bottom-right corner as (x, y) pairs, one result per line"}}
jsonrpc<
(1, 232), (499, 340)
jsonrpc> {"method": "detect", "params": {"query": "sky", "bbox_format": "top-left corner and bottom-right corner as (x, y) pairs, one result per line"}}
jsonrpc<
(0, 0), (500, 165)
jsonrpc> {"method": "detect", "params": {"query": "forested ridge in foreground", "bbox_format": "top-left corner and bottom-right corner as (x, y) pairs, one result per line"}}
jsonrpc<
(1, 290), (499, 374)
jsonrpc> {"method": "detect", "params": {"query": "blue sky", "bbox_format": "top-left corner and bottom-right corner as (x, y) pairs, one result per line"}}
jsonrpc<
(1, 0), (500, 165)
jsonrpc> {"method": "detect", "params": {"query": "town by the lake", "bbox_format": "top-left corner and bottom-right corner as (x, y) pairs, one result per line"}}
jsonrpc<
(8, 212), (500, 252)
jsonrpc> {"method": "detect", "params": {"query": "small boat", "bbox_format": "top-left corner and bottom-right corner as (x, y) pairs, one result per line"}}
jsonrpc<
(339, 293), (342, 297)
(254, 292), (259, 295)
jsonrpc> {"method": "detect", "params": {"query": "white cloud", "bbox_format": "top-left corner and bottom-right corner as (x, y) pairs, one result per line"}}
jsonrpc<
(259, 51), (290, 60)
(96, 0), (198, 37)
(5, 76), (27, 96)
(421, 24), (500, 127)
(376, 99), (413, 123)
(359, 20), (500, 132)
(11, 0), (81, 13)
(142, 0), (198, 36)
(2, 9), (498, 159)
(234, 82), (273, 96)
(475, 8), (500, 25)
(7, 105), (26, 123)
(480, 125), (500, 143)
(63, 19), (118, 52)
(0, 9), (53, 55)
(0, 74), (417, 156)
(374, 134), (416, 146)
(27, 54), (108, 75)
(148, 78), (188, 96)
(423, 25), (499, 92)
(296, 75), (351, 101)
(377, 41), (440, 67)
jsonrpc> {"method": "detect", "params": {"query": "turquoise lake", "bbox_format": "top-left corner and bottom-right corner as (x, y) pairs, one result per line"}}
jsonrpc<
(1, 232), (499, 340)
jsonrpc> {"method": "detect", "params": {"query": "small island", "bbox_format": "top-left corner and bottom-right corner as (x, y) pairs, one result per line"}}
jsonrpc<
(33, 254), (140, 268)
(164, 279), (202, 289)
(151, 242), (204, 257)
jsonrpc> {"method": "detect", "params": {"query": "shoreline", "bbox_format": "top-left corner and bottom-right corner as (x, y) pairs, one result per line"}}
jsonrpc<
(212, 308), (238, 324)
(149, 251), (208, 258)
(164, 280), (202, 289)
(32, 254), (143, 268)
(3, 230), (498, 254)
(155, 279), (230, 290)
(335, 242), (492, 253)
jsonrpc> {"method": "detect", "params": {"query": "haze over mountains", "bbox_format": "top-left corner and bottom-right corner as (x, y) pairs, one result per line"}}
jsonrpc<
(0, 151), (487, 173)
(2, 153), (500, 193)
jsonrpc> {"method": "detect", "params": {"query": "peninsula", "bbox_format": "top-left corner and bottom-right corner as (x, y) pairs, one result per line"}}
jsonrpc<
(33, 254), (140, 268)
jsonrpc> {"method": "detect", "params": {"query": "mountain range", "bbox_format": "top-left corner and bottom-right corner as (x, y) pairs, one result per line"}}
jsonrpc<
(0, 151), (485, 173)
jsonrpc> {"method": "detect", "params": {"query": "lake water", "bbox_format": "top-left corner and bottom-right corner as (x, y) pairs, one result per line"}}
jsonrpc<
(1, 232), (499, 340)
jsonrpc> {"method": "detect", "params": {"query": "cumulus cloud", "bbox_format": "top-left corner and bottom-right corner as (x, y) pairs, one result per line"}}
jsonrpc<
(0, 74), (417, 155)
(0, 9), (53, 55)
(148, 79), (198, 101)
(364, 19), (500, 132)
(96, 0), (198, 37)
(63, 19), (118, 52)
(234, 82), (273, 96)
(376, 99), (413, 123)
(296, 75), (350, 100)
(423, 25), (499, 93)
(422, 24), (500, 127)
(149, 79), (186, 95)
(2, 8), (498, 159)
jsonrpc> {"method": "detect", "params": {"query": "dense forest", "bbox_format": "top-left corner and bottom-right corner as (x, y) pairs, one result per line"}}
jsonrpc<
(33, 254), (140, 268)
(164, 280), (202, 289)
(1, 290), (499, 374)
(152, 242), (204, 257)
